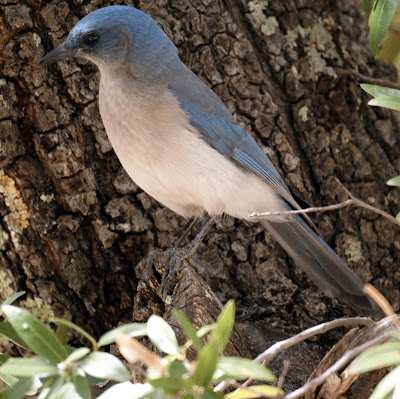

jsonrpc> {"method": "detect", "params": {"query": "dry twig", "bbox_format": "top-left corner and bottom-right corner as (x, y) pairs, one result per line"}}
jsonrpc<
(255, 317), (374, 365)
(285, 327), (396, 399)
(249, 178), (400, 228)
(336, 68), (400, 90)
(278, 360), (290, 390)
(214, 317), (374, 393)
(364, 284), (400, 331)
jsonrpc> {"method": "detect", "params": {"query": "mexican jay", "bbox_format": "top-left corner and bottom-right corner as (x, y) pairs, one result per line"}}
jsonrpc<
(39, 5), (378, 314)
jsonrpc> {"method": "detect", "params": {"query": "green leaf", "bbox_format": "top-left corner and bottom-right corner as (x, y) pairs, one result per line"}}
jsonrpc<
(370, 364), (400, 399)
(96, 382), (154, 399)
(97, 323), (147, 347)
(150, 376), (192, 395)
(193, 301), (236, 387)
(0, 322), (29, 349)
(0, 354), (10, 366)
(350, 342), (400, 374)
(225, 385), (284, 399)
(369, 0), (398, 56)
(173, 309), (203, 351)
(368, 95), (400, 111)
(63, 347), (90, 366)
(82, 373), (105, 385)
(201, 387), (224, 399)
(55, 319), (97, 350)
(71, 373), (90, 399)
(363, 0), (376, 11)
(0, 354), (16, 388)
(209, 301), (235, 353)
(387, 175), (400, 186)
(2, 305), (68, 364)
(361, 83), (400, 98)
(55, 315), (70, 346)
(389, 331), (400, 342)
(193, 340), (219, 387)
(0, 372), (19, 387)
(1, 358), (58, 378)
(396, 211), (400, 221)
(54, 382), (81, 399)
(147, 315), (179, 355)
(213, 358), (276, 383)
(144, 387), (163, 399)
(37, 385), (51, 399)
(169, 361), (187, 377)
(0, 292), (25, 309)
(37, 376), (65, 399)
(79, 351), (130, 382)
(6, 376), (42, 399)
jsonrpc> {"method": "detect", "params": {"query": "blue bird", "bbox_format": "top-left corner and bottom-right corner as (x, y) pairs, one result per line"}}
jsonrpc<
(39, 5), (378, 314)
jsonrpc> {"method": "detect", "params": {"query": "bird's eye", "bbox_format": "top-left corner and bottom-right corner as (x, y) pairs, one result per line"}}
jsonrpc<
(84, 32), (99, 45)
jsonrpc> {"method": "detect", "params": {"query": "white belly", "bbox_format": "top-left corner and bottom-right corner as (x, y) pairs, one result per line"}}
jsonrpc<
(98, 76), (284, 220)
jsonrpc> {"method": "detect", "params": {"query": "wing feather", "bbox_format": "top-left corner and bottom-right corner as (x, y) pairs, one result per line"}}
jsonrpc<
(169, 72), (297, 209)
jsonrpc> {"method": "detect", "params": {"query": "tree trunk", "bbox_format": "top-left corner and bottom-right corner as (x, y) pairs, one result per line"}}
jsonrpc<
(1, 0), (399, 392)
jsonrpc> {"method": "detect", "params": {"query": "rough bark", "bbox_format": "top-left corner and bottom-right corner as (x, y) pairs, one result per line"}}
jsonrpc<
(0, 0), (399, 393)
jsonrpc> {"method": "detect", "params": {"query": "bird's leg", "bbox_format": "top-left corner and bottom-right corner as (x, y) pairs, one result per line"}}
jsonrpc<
(163, 217), (200, 255)
(161, 217), (215, 296)
(170, 216), (214, 263)
(143, 217), (199, 283)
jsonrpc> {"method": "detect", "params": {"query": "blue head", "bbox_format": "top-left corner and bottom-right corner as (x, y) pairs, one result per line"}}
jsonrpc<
(39, 6), (181, 82)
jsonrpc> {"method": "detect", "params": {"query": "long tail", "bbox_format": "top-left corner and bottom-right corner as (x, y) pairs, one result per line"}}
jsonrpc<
(260, 214), (380, 315)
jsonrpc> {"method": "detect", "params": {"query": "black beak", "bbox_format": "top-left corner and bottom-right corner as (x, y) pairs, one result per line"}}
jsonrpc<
(38, 41), (78, 67)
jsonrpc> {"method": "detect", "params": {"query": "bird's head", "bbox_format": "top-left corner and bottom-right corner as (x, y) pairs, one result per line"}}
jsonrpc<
(39, 6), (180, 82)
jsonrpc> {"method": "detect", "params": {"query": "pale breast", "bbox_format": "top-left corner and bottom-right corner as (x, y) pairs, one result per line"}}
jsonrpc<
(98, 74), (285, 220)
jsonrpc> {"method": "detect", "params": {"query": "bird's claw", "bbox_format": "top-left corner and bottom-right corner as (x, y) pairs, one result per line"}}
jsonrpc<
(159, 248), (190, 299)
(140, 247), (186, 301)
(141, 218), (214, 300)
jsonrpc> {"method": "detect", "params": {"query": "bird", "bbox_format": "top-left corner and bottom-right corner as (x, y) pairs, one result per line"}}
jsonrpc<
(39, 5), (379, 315)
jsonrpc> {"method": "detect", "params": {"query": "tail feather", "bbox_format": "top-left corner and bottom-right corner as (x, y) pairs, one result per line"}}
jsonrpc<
(259, 215), (380, 315)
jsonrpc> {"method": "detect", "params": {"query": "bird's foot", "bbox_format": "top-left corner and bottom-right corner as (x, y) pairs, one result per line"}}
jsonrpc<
(139, 246), (187, 300)
(140, 217), (215, 300)
(139, 248), (163, 291)
(159, 244), (199, 299)
(140, 241), (205, 300)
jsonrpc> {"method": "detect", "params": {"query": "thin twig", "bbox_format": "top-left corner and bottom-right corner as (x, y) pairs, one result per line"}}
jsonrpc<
(214, 317), (373, 393)
(249, 199), (353, 218)
(249, 178), (400, 228)
(284, 328), (396, 399)
(278, 360), (290, 390)
(336, 68), (400, 90)
(364, 284), (400, 331)
(338, 180), (400, 227)
(255, 317), (373, 364)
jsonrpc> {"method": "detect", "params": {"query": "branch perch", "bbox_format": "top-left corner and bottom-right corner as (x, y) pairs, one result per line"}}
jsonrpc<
(249, 178), (400, 228)
(336, 68), (400, 90)
(214, 317), (374, 393)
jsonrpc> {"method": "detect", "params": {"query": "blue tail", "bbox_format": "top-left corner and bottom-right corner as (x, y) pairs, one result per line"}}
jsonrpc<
(260, 213), (379, 315)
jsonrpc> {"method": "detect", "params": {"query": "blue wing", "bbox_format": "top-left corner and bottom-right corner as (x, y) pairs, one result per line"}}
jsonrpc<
(168, 67), (380, 315)
(169, 68), (298, 209)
